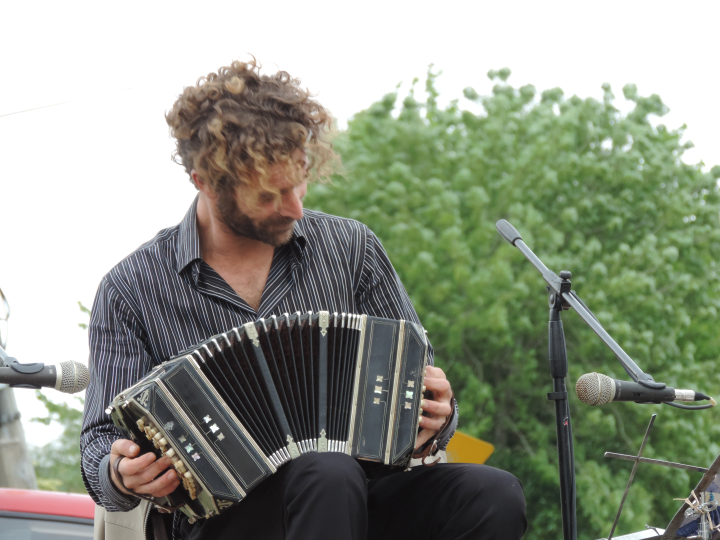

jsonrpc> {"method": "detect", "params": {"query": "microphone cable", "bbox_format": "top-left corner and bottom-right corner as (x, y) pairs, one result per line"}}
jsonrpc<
(663, 399), (717, 411)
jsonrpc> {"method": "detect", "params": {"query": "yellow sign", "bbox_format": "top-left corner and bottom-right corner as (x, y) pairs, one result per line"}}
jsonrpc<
(445, 431), (495, 465)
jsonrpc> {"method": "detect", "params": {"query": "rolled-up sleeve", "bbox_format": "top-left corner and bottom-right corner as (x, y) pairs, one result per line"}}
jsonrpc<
(81, 275), (154, 511)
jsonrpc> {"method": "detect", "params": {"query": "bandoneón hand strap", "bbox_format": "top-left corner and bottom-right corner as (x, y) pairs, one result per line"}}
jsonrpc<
(412, 395), (456, 466)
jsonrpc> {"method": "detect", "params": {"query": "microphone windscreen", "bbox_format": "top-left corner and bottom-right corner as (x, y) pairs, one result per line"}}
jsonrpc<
(576, 372), (615, 406)
(58, 360), (90, 394)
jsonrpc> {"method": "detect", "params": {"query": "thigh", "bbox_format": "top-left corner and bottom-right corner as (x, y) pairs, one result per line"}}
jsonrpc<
(181, 452), (368, 540)
(181, 467), (286, 540)
(367, 463), (526, 540)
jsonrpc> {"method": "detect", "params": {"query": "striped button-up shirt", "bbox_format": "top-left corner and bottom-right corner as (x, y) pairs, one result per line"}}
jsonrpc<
(80, 197), (457, 516)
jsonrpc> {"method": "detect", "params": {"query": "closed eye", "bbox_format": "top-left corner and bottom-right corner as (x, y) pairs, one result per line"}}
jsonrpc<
(258, 192), (276, 204)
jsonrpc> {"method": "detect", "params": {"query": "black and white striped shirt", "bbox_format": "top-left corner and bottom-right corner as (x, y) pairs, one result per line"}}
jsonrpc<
(80, 198), (457, 515)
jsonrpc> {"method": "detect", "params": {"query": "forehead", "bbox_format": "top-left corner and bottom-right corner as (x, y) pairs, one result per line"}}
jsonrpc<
(267, 160), (306, 190)
(238, 160), (306, 199)
(234, 147), (308, 197)
(269, 149), (307, 186)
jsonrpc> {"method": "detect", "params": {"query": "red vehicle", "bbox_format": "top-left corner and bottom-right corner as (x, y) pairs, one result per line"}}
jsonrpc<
(0, 487), (95, 539)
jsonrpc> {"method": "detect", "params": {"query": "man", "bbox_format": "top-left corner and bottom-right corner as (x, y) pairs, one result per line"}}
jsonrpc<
(81, 59), (527, 540)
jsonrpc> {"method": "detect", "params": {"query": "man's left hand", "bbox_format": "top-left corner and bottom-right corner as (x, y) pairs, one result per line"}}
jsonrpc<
(414, 365), (453, 449)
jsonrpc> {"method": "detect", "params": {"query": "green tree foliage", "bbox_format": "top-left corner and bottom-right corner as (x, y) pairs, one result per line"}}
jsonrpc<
(30, 301), (89, 493)
(307, 68), (720, 539)
(77, 300), (91, 330)
(30, 392), (85, 493)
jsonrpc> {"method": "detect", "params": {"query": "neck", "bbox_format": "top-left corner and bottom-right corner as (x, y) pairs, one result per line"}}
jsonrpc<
(195, 192), (274, 264)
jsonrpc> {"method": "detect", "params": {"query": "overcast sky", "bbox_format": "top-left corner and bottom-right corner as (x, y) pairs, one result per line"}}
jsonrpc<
(1, 0), (718, 447)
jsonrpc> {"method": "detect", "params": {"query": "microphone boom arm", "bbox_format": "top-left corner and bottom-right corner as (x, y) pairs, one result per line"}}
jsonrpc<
(498, 220), (661, 388)
(561, 291), (659, 387)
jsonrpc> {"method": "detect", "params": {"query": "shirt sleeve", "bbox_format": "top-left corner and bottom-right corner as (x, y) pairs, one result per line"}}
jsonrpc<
(354, 228), (457, 450)
(81, 275), (154, 511)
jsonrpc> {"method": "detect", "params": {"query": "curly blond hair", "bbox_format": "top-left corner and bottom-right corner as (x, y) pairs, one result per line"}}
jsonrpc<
(166, 58), (337, 199)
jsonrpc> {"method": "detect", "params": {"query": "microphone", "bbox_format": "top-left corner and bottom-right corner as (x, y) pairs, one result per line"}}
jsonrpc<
(576, 372), (712, 406)
(0, 360), (90, 394)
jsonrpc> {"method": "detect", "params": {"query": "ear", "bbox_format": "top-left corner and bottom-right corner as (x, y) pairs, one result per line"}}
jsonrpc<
(191, 170), (217, 200)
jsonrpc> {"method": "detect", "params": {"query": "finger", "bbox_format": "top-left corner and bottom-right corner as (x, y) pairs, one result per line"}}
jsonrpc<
(134, 468), (181, 498)
(419, 415), (446, 432)
(421, 399), (452, 418)
(118, 451), (159, 477)
(423, 376), (451, 396)
(424, 365), (446, 380)
(152, 473), (182, 498)
(414, 429), (434, 449)
(123, 456), (174, 490)
(111, 439), (142, 459)
(134, 469), (181, 498)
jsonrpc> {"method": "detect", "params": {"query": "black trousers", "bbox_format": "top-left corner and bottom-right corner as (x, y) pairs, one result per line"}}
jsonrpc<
(180, 453), (527, 540)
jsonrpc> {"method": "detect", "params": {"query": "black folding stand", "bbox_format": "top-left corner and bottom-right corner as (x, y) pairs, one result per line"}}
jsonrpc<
(495, 220), (670, 540)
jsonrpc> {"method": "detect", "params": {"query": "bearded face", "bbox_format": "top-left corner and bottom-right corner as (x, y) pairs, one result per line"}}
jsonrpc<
(208, 149), (308, 247)
(216, 189), (298, 248)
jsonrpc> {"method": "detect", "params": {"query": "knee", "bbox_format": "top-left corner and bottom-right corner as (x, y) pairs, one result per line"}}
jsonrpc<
(483, 466), (525, 505)
(451, 465), (527, 539)
(459, 465), (526, 516)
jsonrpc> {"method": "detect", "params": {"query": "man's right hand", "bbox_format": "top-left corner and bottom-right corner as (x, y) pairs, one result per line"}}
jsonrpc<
(109, 439), (180, 498)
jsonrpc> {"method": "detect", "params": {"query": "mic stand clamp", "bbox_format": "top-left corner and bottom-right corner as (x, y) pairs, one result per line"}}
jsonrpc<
(0, 344), (17, 368)
(0, 344), (44, 389)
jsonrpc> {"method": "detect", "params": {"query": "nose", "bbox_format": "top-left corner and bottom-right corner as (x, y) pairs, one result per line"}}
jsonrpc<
(278, 188), (304, 221)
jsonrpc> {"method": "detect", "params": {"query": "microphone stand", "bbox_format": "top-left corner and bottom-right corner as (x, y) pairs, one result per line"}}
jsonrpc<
(547, 277), (576, 540)
(495, 220), (669, 540)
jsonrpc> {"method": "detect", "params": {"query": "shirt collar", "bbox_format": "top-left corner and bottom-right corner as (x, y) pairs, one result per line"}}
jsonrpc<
(291, 217), (308, 256)
(175, 196), (308, 275)
(175, 196), (202, 274)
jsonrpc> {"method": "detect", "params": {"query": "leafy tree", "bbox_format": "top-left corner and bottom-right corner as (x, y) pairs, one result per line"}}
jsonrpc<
(31, 392), (85, 493)
(30, 301), (88, 493)
(307, 68), (720, 539)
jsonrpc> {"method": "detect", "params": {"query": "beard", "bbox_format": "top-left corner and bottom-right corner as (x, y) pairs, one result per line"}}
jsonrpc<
(217, 195), (296, 247)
